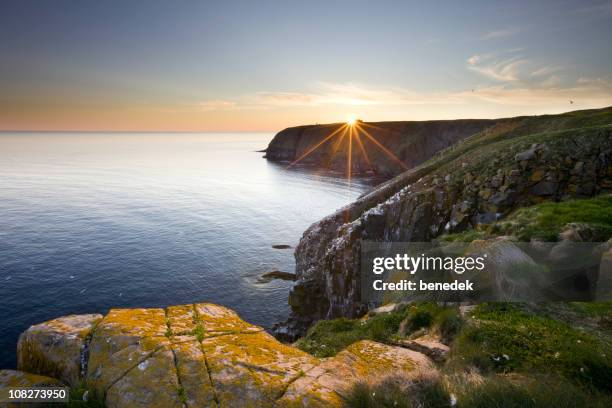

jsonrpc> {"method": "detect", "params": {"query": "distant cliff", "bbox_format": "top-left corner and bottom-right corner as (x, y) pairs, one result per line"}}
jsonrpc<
(274, 107), (612, 340)
(264, 119), (498, 177)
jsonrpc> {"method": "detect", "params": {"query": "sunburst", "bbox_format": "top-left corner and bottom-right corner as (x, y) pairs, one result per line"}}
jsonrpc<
(286, 118), (408, 182)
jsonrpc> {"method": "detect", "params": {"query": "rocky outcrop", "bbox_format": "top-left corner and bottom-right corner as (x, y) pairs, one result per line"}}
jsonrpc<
(276, 108), (612, 340)
(264, 119), (498, 176)
(8, 303), (437, 407)
(0, 370), (64, 408)
(17, 313), (103, 387)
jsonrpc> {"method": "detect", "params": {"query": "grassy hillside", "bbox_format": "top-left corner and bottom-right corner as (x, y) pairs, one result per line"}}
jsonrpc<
(297, 301), (612, 407)
(441, 194), (612, 242)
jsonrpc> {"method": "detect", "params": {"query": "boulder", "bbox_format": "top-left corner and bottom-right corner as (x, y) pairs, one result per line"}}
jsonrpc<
(14, 304), (439, 408)
(394, 336), (450, 363)
(17, 313), (102, 387)
(0, 370), (64, 408)
(277, 340), (436, 406)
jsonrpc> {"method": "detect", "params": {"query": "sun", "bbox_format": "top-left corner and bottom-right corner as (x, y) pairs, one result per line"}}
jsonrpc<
(346, 115), (357, 126)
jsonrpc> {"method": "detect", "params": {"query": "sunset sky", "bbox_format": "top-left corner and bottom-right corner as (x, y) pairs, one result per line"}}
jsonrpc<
(1, 0), (611, 131)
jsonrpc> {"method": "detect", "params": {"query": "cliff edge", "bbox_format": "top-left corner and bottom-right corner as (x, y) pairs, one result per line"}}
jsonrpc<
(264, 119), (498, 176)
(275, 107), (612, 340)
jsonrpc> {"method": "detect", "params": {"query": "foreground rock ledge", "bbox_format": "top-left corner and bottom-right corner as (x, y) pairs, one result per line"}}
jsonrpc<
(7, 303), (437, 407)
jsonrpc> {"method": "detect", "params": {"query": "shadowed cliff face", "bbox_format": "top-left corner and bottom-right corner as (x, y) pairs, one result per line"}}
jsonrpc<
(264, 119), (499, 177)
(273, 107), (612, 341)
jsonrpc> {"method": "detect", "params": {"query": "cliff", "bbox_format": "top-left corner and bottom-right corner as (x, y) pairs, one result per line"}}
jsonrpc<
(264, 119), (498, 176)
(275, 107), (612, 340)
(1, 303), (437, 407)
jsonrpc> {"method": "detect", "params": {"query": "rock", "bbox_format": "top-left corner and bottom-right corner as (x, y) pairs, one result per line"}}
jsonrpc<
(86, 308), (171, 401)
(559, 223), (609, 242)
(277, 340), (436, 406)
(272, 244), (292, 249)
(13, 304), (440, 408)
(17, 313), (102, 387)
(515, 145), (538, 162)
(258, 270), (297, 283)
(466, 239), (540, 300)
(530, 169), (546, 182)
(367, 302), (405, 316)
(473, 212), (498, 225)
(0, 370), (64, 408)
(530, 181), (558, 196)
(394, 336), (450, 363)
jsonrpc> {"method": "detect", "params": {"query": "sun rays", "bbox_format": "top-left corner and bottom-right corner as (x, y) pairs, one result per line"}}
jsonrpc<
(286, 119), (409, 182)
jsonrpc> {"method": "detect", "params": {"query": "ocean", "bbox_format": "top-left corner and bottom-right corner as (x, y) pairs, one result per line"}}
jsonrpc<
(0, 132), (377, 368)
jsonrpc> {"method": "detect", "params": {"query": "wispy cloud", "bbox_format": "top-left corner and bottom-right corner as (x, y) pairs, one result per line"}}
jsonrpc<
(467, 52), (527, 81)
(192, 76), (612, 113)
(530, 65), (562, 77)
(480, 27), (520, 40)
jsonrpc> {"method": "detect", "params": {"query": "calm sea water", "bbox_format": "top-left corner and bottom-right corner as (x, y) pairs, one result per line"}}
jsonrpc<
(0, 132), (377, 368)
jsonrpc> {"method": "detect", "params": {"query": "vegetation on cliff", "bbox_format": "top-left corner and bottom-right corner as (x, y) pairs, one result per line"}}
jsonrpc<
(296, 301), (612, 407)
(281, 107), (612, 340)
(440, 194), (612, 242)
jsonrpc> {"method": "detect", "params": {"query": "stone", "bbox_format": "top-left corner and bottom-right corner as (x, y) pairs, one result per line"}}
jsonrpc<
(258, 271), (297, 283)
(13, 304), (441, 408)
(473, 212), (498, 225)
(17, 313), (102, 387)
(277, 340), (435, 406)
(478, 188), (493, 200)
(104, 347), (183, 408)
(530, 169), (546, 182)
(86, 308), (171, 397)
(530, 181), (558, 196)
(515, 145), (537, 162)
(395, 336), (450, 363)
(0, 370), (64, 408)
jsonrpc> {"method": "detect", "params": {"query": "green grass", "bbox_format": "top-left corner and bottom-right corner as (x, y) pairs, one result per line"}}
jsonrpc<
(570, 302), (612, 317)
(455, 374), (612, 408)
(451, 303), (612, 392)
(295, 303), (461, 357)
(60, 385), (105, 408)
(297, 300), (612, 406)
(345, 376), (450, 408)
(441, 195), (612, 242)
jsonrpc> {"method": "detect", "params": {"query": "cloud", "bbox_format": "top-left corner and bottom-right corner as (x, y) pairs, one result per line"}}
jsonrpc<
(480, 27), (520, 40)
(467, 53), (527, 81)
(192, 76), (612, 114)
(248, 82), (465, 107)
(530, 65), (562, 77)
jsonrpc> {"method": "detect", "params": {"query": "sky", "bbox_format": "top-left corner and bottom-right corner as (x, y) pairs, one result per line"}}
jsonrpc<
(1, 0), (611, 131)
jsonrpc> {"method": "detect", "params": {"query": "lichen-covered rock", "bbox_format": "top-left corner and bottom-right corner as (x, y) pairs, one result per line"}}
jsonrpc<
(17, 313), (102, 387)
(14, 304), (439, 408)
(278, 340), (436, 406)
(86, 308), (170, 399)
(0, 369), (64, 408)
(105, 347), (183, 408)
(201, 331), (318, 407)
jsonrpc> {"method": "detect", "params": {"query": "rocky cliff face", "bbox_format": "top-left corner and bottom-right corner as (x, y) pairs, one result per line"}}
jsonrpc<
(3, 303), (437, 407)
(264, 119), (498, 176)
(275, 107), (612, 340)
